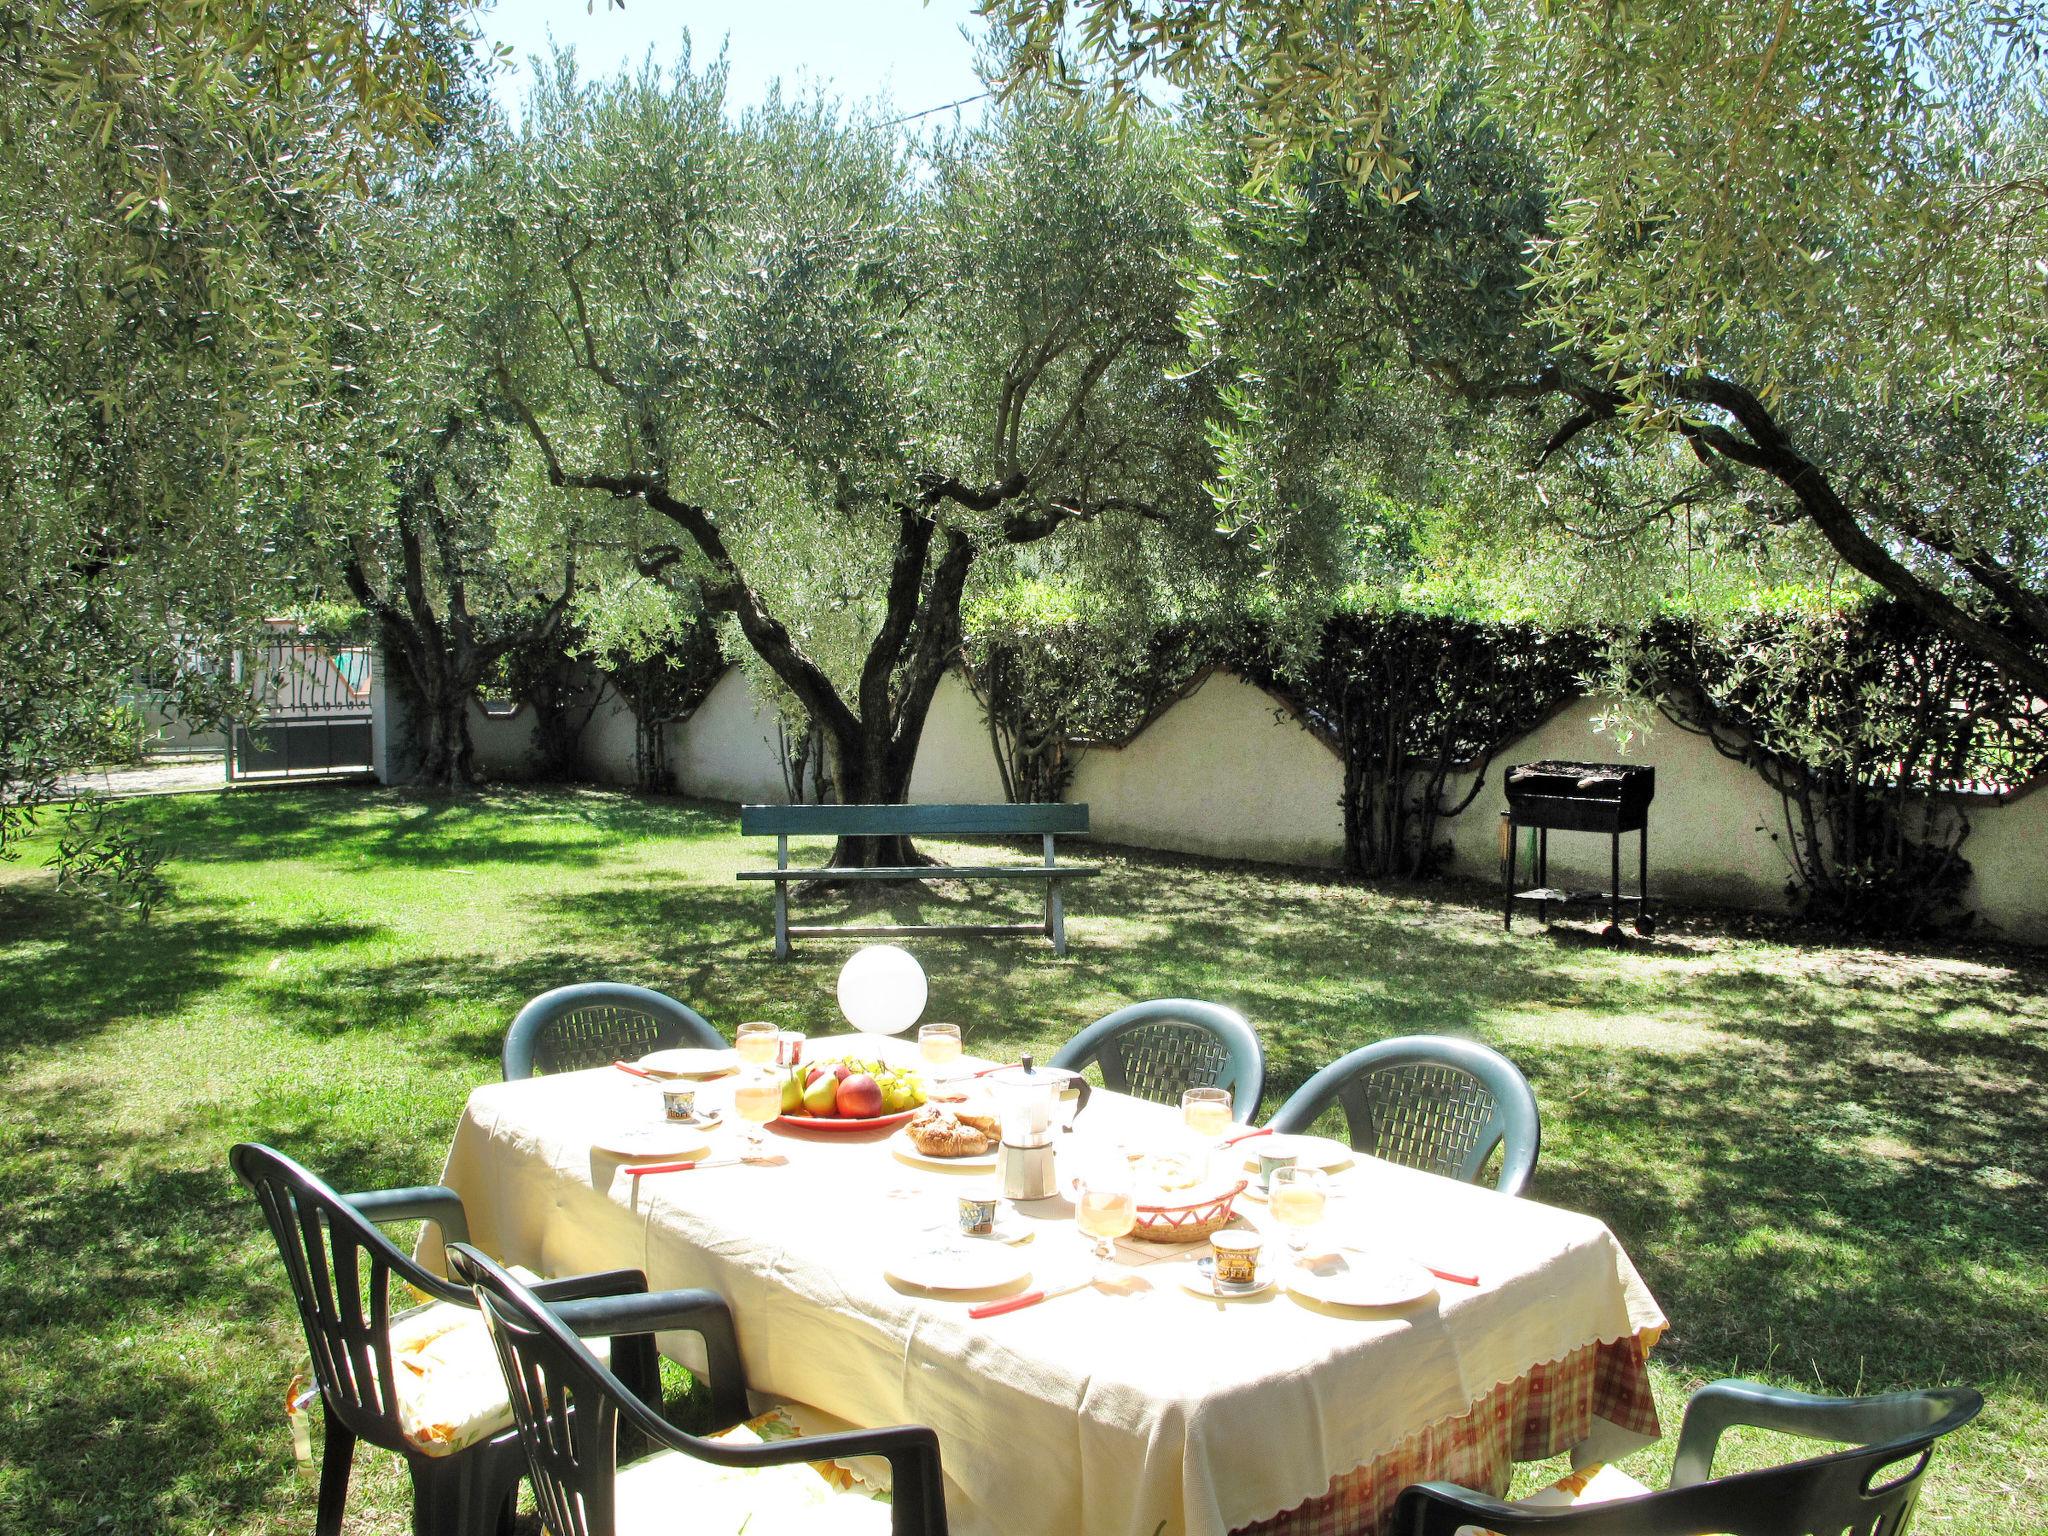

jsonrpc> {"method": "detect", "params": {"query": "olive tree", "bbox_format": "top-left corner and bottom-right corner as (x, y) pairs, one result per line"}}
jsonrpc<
(998, 2), (2048, 695)
(475, 53), (1229, 860)
(0, 1), (480, 892)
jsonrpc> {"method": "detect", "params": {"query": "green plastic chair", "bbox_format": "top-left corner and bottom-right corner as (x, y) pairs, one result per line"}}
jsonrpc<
(449, 1242), (952, 1536)
(229, 1143), (661, 1536)
(1268, 1035), (1539, 1196)
(502, 982), (722, 1080)
(1049, 998), (1265, 1110)
(1394, 1377), (1981, 1535)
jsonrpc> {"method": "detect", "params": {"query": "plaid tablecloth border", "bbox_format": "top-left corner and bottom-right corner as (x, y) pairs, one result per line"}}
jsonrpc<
(1235, 1330), (1662, 1536)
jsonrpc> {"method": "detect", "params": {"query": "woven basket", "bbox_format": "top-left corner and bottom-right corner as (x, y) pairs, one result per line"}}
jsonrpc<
(1131, 1179), (1249, 1243)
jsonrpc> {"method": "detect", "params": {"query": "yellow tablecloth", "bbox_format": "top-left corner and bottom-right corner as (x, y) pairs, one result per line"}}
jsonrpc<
(427, 1037), (1665, 1536)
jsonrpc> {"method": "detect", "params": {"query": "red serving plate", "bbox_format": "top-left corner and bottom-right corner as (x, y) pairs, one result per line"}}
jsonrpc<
(773, 1108), (920, 1133)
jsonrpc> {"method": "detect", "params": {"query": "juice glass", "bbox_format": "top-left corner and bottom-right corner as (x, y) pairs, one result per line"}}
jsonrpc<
(735, 1020), (780, 1069)
(1181, 1086), (1233, 1139)
(1073, 1162), (1137, 1265)
(732, 1070), (781, 1153)
(918, 1022), (963, 1076)
(1268, 1166), (1327, 1255)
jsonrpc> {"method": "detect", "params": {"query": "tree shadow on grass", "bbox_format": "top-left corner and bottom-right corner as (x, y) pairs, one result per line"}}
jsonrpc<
(0, 1081), (420, 1534)
(128, 784), (739, 872)
(0, 885), (383, 1061)
(1539, 1023), (2048, 1401)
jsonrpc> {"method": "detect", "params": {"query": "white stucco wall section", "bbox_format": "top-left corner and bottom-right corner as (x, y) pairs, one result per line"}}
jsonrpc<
(908, 672), (1010, 804)
(1441, 695), (1796, 909)
(1962, 786), (2048, 946)
(1068, 670), (1346, 867)
(673, 668), (787, 803)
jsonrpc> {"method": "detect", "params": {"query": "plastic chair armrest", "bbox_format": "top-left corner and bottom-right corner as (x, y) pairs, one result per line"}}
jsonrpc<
(1671, 1378), (1934, 1486)
(1392, 1480), (1527, 1536)
(343, 1185), (471, 1245)
(549, 1288), (749, 1427)
(528, 1267), (648, 1303)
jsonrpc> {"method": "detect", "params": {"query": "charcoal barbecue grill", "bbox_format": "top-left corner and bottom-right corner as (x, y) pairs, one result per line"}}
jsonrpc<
(1502, 760), (1655, 940)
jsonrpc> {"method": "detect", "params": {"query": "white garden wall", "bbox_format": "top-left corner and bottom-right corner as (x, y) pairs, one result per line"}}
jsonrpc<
(389, 653), (2047, 944)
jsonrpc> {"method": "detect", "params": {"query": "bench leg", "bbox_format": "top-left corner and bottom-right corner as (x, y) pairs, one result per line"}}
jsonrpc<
(773, 883), (791, 961)
(1048, 882), (1066, 956)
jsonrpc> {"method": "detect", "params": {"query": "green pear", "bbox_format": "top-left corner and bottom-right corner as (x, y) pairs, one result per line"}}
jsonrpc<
(779, 1068), (805, 1115)
(801, 1070), (840, 1116)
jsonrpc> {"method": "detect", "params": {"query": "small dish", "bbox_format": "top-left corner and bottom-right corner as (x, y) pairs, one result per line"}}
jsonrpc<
(1243, 1134), (1353, 1174)
(1286, 1249), (1435, 1309)
(637, 1047), (741, 1080)
(883, 1238), (1031, 1293)
(589, 1123), (715, 1160)
(1182, 1255), (1276, 1299)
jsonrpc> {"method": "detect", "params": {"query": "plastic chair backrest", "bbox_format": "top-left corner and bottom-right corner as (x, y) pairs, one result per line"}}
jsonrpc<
(502, 982), (722, 1079)
(452, 1245), (626, 1536)
(1269, 1035), (1540, 1196)
(1049, 999), (1265, 1110)
(229, 1142), (463, 1453)
(1396, 1381), (1982, 1536)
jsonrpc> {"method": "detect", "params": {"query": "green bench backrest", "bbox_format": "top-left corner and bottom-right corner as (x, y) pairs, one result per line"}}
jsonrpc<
(740, 802), (1089, 838)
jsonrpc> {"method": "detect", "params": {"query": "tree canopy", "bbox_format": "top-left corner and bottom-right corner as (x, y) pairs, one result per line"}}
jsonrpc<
(470, 49), (1244, 837)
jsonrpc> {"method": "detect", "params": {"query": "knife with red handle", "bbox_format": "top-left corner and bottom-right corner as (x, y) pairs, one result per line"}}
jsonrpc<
(968, 1277), (1092, 1319)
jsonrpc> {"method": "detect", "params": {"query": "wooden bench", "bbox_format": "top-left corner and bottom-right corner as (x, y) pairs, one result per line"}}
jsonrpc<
(736, 803), (1097, 960)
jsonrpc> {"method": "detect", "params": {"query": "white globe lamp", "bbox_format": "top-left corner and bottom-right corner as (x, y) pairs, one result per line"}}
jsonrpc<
(836, 944), (927, 1045)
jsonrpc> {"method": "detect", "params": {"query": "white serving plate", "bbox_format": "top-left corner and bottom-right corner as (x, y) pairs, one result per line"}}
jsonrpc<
(883, 1238), (1031, 1293)
(1286, 1249), (1435, 1309)
(889, 1125), (1001, 1171)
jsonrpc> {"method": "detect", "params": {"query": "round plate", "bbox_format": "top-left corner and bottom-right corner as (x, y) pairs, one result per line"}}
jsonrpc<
(1182, 1256), (1276, 1299)
(1244, 1134), (1354, 1173)
(775, 1107), (920, 1134)
(883, 1238), (1031, 1292)
(1287, 1249), (1435, 1308)
(638, 1048), (741, 1079)
(889, 1125), (1000, 1170)
(589, 1122), (716, 1159)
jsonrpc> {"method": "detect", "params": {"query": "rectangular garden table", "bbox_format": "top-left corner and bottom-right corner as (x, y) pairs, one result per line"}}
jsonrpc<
(425, 1036), (1666, 1536)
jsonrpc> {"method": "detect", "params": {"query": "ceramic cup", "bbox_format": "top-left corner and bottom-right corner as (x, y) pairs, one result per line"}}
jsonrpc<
(957, 1190), (999, 1238)
(660, 1082), (698, 1122)
(778, 1030), (807, 1067)
(1210, 1229), (1264, 1289)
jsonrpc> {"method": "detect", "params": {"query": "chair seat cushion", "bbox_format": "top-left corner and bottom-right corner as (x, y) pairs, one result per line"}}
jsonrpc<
(387, 1270), (609, 1457)
(612, 1417), (892, 1536)
(1456, 1463), (1652, 1536)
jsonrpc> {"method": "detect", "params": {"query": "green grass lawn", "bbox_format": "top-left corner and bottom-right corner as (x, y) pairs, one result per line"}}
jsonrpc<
(1, 785), (2043, 1533)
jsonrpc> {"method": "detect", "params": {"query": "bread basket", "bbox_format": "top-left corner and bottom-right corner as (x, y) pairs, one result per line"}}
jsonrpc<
(1131, 1178), (1249, 1243)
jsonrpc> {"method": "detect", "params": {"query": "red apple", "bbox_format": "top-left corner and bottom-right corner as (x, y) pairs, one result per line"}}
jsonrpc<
(835, 1072), (884, 1119)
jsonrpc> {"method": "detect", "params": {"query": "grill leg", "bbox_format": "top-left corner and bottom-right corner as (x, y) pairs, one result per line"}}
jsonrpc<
(1611, 830), (1623, 931)
(1502, 814), (1516, 931)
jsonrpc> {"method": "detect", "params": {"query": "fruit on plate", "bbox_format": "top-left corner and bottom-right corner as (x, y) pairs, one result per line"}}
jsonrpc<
(801, 1071), (841, 1116)
(836, 1072), (884, 1119)
(780, 1057), (928, 1120)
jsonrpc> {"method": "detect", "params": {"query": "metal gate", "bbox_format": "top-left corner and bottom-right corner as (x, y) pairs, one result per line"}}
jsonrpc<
(226, 633), (375, 782)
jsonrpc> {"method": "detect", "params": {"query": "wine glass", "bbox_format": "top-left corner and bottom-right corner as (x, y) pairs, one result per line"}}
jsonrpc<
(735, 1020), (780, 1070)
(732, 1069), (781, 1155)
(1181, 1086), (1232, 1140)
(1072, 1160), (1137, 1267)
(918, 1022), (963, 1078)
(1268, 1166), (1327, 1257)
